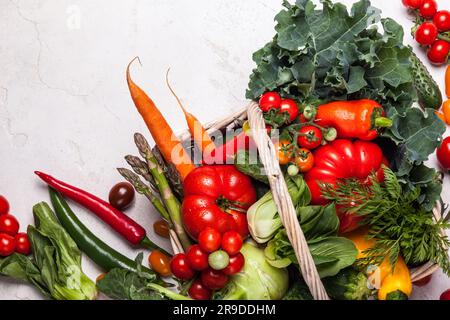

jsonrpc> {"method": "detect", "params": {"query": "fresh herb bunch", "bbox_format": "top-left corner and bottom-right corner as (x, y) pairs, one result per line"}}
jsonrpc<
(321, 166), (450, 275)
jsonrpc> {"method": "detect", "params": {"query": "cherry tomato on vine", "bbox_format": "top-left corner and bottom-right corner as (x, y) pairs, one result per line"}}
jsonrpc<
(419, 0), (437, 19)
(221, 231), (243, 255)
(186, 244), (209, 271)
(437, 137), (450, 170)
(0, 214), (19, 236)
(153, 220), (170, 238)
(198, 227), (221, 253)
(170, 253), (195, 280)
(402, 0), (424, 9)
(148, 250), (172, 277)
(427, 40), (450, 65)
(0, 233), (15, 257)
(222, 253), (245, 275)
(14, 232), (30, 255)
(200, 268), (229, 290)
(294, 148), (315, 173)
(415, 22), (438, 46)
(279, 99), (299, 122)
(259, 92), (281, 112)
(413, 274), (432, 287)
(433, 10), (450, 32)
(275, 140), (294, 165)
(188, 280), (212, 300)
(0, 196), (9, 216)
(297, 126), (323, 150)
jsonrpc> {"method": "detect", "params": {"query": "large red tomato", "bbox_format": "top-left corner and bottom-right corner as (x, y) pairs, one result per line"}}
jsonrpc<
(182, 165), (256, 239)
(305, 139), (387, 233)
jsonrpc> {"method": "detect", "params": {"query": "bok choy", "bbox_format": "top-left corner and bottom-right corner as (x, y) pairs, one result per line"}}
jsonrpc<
(247, 176), (310, 243)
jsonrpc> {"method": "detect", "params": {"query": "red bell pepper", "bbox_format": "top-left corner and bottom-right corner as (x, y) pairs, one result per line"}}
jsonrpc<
(314, 99), (392, 141)
(182, 165), (257, 239)
(202, 131), (255, 165)
(304, 139), (388, 233)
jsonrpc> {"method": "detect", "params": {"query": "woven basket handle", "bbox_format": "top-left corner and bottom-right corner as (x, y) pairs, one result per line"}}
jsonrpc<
(247, 102), (329, 300)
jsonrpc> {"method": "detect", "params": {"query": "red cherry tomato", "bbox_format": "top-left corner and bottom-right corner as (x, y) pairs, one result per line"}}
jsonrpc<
(198, 227), (221, 253)
(0, 196), (9, 216)
(402, 0), (424, 9)
(188, 280), (212, 300)
(221, 231), (243, 256)
(413, 274), (432, 287)
(200, 268), (229, 290)
(0, 214), (19, 236)
(437, 137), (450, 169)
(14, 232), (30, 255)
(433, 10), (450, 32)
(427, 40), (450, 65)
(297, 126), (323, 150)
(186, 245), (209, 271)
(222, 253), (245, 275)
(415, 22), (438, 46)
(259, 92), (281, 112)
(279, 99), (299, 122)
(0, 233), (15, 257)
(419, 0), (437, 19)
(170, 253), (195, 280)
(148, 250), (172, 277)
(441, 289), (450, 300)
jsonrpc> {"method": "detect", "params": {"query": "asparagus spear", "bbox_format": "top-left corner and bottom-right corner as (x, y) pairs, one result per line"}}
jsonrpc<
(152, 146), (184, 200)
(134, 133), (191, 250)
(117, 168), (170, 222)
(124, 155), (158, 191)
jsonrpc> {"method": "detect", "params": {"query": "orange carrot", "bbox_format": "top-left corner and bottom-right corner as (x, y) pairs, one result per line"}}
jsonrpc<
(165, 70), (215, 156)
(126, 58), (196, 180)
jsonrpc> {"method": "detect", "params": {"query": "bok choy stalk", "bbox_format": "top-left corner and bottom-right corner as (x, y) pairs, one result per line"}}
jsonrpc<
(213, 242), (288, 300)
(247, 176), (310, 243)
(0, 202), (97, 300)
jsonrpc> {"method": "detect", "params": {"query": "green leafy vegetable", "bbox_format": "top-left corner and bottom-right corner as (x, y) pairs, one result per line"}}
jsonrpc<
(283, 268), (370, 300)
(282, 280), (313, 300)
(97, 254), (189, 300)
(264, 202), (357, 278)
(321, 267), (371, 300)
(0, 202), (97, 300)
(247, 0), (445, 211)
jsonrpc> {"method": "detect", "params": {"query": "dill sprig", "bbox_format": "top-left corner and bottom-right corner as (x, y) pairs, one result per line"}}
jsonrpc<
(321, 166), (450, 275)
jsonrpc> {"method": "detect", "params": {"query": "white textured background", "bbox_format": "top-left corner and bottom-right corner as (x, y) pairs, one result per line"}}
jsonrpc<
(0, 0), (449, 300)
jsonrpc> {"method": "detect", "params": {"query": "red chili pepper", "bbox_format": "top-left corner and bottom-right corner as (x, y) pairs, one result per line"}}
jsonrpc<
(35, 171), (146, 245)
(314, 99), (392, 141)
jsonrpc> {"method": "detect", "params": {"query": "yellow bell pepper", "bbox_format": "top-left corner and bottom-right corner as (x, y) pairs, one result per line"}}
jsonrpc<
(345, 229), (412, 300)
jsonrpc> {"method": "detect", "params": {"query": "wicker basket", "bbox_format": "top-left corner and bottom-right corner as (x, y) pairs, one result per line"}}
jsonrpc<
(173, 102), (445, 300)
